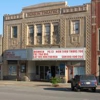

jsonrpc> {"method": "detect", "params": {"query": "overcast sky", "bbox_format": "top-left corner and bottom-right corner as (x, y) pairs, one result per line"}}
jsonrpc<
(0, 0), (91, 35)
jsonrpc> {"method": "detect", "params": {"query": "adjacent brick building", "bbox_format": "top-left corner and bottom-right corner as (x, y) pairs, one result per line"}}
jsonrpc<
(91, 0), (100, 84)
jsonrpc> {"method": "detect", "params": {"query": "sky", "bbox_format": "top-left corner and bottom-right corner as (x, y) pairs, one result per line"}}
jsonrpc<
(0, 0), (91, 35)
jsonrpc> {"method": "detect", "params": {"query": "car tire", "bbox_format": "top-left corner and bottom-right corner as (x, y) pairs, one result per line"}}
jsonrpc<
(92, 87), (96, 92)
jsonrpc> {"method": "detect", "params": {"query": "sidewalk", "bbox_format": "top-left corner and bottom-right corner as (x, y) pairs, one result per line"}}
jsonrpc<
(0, 80), (70, 87)
(0, 80), (100, 89)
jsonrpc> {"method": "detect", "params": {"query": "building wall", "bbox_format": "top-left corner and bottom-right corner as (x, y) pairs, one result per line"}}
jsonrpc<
(27, 61), (36, 80)
(0, 35), (3, 79)
(3, 1), (91, 78)
(0, 35), (2, 63)
(91, 0), (100, 77)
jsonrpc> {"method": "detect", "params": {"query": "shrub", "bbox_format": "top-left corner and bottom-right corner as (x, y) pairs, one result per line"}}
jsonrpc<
(51, 77), (61, 85)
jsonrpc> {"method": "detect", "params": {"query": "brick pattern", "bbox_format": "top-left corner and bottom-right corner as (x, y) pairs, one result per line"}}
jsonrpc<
(86, 16), (91, 74)
(3, 24), (8, 52)
(60, 17), (66, 47)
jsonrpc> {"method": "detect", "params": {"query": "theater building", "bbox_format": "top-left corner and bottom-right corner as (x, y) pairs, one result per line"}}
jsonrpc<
(3, 1), (91, 82)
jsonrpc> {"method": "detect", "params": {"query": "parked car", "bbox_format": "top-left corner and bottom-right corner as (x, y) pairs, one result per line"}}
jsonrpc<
(71, 75), (97, 92)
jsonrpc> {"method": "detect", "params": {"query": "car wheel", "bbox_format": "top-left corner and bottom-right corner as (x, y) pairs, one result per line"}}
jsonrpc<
(92, 87), (96, 92)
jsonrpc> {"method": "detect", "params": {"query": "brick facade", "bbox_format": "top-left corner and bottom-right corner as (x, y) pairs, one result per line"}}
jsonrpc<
(91, 0), (100, 77)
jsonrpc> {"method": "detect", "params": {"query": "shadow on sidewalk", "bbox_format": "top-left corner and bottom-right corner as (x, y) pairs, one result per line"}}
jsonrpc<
(44, 87), (100, 93)
(44, 87), (71, 92)
(35, 85), (51, 87)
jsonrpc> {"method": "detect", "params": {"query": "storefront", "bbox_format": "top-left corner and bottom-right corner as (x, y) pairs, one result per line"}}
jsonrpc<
(4, 49), (27, 80)
(27, 48), (86, 82)
(4, 48), (86, 82)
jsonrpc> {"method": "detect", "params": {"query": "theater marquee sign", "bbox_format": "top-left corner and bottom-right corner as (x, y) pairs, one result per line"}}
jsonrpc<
(32, 48), (86, 60)
(26, 9), (60, 17)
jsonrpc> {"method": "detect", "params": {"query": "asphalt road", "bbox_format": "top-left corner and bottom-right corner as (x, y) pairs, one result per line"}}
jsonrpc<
(0, 85), (100, 100)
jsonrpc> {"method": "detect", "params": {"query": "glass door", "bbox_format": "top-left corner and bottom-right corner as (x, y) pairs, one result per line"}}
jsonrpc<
(45, 66), (49, 79)
(40, 66), (45, 80)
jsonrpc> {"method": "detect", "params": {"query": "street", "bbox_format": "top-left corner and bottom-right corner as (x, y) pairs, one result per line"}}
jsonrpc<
(0, 85), (100, 100)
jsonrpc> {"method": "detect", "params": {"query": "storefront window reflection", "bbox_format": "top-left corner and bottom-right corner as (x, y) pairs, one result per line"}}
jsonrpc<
(59, 63), (65, 75)
(55, 66), (59, 74)
(9, 66), (17, 75)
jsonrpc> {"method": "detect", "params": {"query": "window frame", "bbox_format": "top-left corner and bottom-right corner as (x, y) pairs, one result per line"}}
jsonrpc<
(71, 20), (80, 34)
(36, 24), (42, 36)
(53, 22), (59, 35)
(12, 26), (17, 38)
(44, 23), (50, 36)
(28, 25), (34, 37)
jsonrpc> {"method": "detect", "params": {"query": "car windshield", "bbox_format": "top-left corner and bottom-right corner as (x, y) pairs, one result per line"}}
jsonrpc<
(80, 75), (96, 80)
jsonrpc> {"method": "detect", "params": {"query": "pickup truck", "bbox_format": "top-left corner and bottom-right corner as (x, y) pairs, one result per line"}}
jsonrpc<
(71, 75), (97, 92)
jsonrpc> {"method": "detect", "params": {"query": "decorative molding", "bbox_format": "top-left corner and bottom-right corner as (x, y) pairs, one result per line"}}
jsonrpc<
(85, 16), (91, 74)
(4, 13), (23, 21)
(60, 18), (66, 47)
(26, 9), (60, 18)
(62, 5), (88, 14)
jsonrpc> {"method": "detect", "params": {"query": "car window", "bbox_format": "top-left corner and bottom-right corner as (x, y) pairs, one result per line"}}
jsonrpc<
(80, 75), (96, 80)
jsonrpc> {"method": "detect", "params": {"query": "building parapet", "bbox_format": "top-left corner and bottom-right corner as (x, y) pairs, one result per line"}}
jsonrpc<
(4, 13), (23, 21)
(3, 3), (90, 21)
(62, 4), (88, 14)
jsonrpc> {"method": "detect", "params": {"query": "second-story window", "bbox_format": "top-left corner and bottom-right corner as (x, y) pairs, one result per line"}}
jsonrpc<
(12, 26), (17, 38)
(45, 23), (50, 35)
(36, 24), (42, 36)
(53, 23), (59, 35)
(28, 25), (34, 37)
(71, 20), (80, 34)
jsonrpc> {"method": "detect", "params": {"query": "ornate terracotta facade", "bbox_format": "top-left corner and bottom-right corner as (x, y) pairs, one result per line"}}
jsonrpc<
(3, 1), (91, 81)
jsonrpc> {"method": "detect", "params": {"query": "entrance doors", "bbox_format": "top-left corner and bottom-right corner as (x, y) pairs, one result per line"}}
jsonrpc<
(40, 66), (49, 80)
(51, 66), (56, 77)
(40, 66), (44, 79)
(39, 66), (56, 80)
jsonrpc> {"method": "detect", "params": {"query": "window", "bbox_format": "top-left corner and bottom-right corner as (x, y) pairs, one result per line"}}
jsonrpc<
(20, 65), (26, 73)
(71, 20), (80, 34)
(28, 25), (34, 37)
(36, 24), (42, 36)
(59, 63), (65, 75)
(45, 24), (50, 35)
(9, 66), (17, 75)
(12, 26), (17, 38)
(53, 23), (59, 35)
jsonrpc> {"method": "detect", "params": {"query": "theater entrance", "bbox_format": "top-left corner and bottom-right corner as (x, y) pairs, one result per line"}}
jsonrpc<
(51, 66), (56, 77)
(40, 66), (49, 80)
(39, 66), (56, 80)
